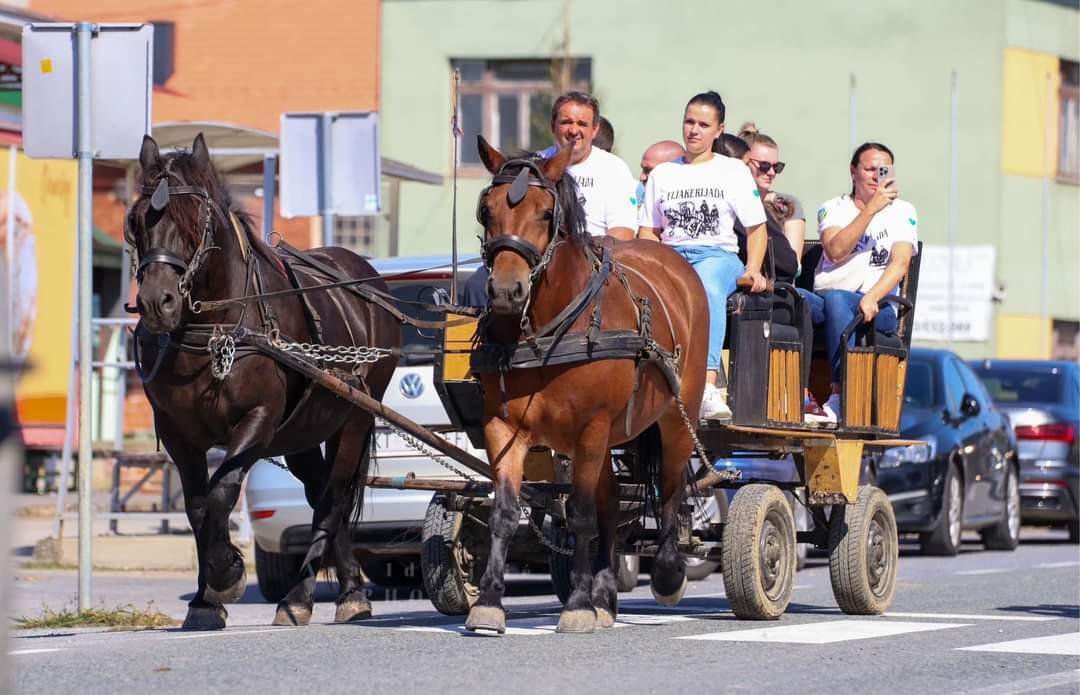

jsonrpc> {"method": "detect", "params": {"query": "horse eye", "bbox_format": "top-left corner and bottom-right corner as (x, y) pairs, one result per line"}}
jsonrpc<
(542, 209), (554, 220)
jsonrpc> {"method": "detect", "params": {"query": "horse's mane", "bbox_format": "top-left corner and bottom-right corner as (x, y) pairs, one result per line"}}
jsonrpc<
(132, 147), (256, 254)
(501, 152), (590, 247)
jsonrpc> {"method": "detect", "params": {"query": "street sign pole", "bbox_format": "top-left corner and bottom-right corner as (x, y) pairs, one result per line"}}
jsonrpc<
(75, 22), (95, 613)
(319, 114), (334, 247)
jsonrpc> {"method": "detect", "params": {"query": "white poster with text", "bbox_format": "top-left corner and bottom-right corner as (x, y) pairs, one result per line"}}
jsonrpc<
(912, 244), (996, 342)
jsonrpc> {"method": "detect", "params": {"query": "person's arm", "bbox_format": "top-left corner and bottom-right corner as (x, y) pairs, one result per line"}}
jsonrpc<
(606, 158), (641, 241)
(783, 217), (805, 262)
(822, 181), (897, 261)
(857, 241), (914, 322)
(740, 222), (768, 292)
(636, 166), (663, 242)
(637, 226), (661, 242)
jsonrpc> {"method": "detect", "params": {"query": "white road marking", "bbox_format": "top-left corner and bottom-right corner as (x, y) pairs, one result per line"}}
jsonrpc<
(884, 611), (1057, 622)
(677, 620), (969, 644)
(159, 627), (294, 641)
(955, 568), (1009, 576)
(958, 631), (1080, 656)
(8, 648), (64, 656)
(956, 669), (1080, 695)
(1036, 561), (1080, 569)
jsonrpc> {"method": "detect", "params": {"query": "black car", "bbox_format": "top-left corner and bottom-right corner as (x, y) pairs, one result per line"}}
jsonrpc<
(874, 348), (1020, 556)
(968, 359), (1079, 542)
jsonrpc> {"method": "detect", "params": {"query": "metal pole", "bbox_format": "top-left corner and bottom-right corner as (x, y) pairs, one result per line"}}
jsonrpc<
(848, 73), (857, 153)
(5, 145), (15, 358)
(947, 70), (958, 345)
(76, 22), (96, 613)
(53, 263), (78, 538)
(0, 359), (19, 693)
(450, 68), (461, 300)
(261, 153), (276, 243)
(1040, 71), (1052, 358)
(319, 114), (334, 248)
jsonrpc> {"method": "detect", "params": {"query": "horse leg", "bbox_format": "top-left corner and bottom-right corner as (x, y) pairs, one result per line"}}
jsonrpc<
(271, 446), (329, 627)
(465, 419), (527, 634)
(591, 450), (620, 629)
(332, 412), (376, 623)
(154, 418), (224, 630)
(556, 415), (609, 634)
(649, 411), (694, 606)
(198, 408), (278, 621)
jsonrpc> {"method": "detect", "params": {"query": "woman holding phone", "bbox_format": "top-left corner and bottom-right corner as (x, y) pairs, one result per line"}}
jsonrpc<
(807, 142), (918, 423)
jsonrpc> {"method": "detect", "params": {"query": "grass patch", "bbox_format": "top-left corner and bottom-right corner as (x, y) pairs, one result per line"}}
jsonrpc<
(16, 602), (179, 630)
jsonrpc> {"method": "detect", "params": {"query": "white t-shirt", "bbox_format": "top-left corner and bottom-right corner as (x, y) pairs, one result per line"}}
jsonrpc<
(540, 145), (639, 237)
(814, 194), (919, 293)
(638, 153), (766, 251)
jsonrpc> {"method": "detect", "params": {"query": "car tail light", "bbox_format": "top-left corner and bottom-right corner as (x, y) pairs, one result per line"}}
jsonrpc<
(251, 509), (275, 520)
(1014, 423), (1076, 445)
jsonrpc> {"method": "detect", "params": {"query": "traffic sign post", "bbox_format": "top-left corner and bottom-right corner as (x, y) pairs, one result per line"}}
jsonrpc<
(21, 22), (153, 612)
(279, 112), (381, 247)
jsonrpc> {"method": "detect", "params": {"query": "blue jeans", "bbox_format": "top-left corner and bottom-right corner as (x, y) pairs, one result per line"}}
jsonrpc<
(799, 289), (897, 382)
(672, 245), (745, 373)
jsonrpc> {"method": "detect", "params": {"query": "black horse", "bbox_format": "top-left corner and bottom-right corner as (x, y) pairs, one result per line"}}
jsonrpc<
(126, 134), (399, 629)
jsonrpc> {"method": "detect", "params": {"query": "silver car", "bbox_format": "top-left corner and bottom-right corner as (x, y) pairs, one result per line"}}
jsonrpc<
(245, 255), (483, 601)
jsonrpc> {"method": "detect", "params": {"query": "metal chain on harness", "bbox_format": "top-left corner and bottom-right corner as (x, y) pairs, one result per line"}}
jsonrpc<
(207, 333), (236, 380)
(270, 335), (394, 373)
(376, 418), (479, 482)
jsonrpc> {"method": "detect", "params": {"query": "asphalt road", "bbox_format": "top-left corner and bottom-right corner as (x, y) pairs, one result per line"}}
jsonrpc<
(9, 531), (1080, 695)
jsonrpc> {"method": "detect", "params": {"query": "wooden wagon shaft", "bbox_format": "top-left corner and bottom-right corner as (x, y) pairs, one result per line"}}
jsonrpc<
(247, 334), (500, 484)
(365, 475), (492, 495)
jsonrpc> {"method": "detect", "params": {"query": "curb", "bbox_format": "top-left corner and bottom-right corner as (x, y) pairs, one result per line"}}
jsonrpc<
(30, 535), (256, 572)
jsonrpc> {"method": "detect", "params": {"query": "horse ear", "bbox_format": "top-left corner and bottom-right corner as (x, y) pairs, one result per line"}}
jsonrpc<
(139, 135), (161, 175)
(542, 142), (574, 182)
(477, 135), (506, 175)
(191, 133), (211, 170)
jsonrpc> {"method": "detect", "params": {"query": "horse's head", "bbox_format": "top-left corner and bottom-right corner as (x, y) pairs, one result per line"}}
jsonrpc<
(126, 133), (227, 333)
(476, 135), (580, 316)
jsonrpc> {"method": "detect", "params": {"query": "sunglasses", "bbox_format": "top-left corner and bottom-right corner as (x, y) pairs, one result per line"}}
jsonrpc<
(751, 159), (785, 174)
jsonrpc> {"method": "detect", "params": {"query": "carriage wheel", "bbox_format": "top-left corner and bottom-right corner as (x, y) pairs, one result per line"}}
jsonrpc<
(420, 492), (487, 616)
(721, 484), (797, 620)
(547, 524), (575, 605)
(828, 485), (898, 615)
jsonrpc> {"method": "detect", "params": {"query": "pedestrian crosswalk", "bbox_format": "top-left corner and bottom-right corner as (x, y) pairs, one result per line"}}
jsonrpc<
(386, 608), (1079, 657)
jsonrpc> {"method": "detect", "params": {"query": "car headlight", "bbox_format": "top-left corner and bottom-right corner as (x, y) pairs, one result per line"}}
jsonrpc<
(879, 440), (936, 468)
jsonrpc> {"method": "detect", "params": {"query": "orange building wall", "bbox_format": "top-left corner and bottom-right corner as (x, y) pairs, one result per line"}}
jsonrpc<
(29, 0), (380, 134)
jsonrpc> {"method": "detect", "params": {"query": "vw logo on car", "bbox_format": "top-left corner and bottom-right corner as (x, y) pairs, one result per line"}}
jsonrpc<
(399, 372), (424, 399)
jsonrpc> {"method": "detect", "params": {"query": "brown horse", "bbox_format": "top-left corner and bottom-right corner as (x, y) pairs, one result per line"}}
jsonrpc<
(466, 136), (709, 634)
(126, 134), (399, 629)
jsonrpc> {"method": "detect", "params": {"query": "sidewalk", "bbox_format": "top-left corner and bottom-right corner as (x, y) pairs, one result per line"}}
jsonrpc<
(10, 492), (254, 572)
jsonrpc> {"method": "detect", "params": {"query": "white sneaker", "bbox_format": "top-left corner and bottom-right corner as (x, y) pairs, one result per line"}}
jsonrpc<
(700, 384), (732, 421)
(822, 393), (841, 425)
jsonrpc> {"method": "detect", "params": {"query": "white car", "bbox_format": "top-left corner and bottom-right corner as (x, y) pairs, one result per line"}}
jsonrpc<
(245, 255), (484, 602)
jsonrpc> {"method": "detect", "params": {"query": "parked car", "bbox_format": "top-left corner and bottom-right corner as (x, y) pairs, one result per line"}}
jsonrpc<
(873, 348), (1020, 556)
(968, 359), (1079, 543)
(246, 255), (484, 602)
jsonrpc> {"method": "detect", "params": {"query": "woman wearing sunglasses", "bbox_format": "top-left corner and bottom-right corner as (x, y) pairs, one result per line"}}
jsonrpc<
(638, 91), (768, 420)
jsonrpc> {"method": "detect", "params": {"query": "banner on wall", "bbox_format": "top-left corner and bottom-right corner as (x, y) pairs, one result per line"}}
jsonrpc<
(911, 244), (996, 343)
(0, 147), (77, 425)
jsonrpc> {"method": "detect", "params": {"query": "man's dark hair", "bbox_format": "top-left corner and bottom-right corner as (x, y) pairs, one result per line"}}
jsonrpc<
(686, 90), (726, 124)
(714, 133), (748, 157)
(594, 116), (614, 152)
(550, 91), (600, 127)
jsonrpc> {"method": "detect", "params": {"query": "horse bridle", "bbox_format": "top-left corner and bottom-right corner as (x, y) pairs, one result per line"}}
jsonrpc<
(477, 158), (565, 275)
(127, 165), (228, 302)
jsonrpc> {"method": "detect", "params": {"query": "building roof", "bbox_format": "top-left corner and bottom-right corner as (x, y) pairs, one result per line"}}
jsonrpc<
(146, 121), (443, 185)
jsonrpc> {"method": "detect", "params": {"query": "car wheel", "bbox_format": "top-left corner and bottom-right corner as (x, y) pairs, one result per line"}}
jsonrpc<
(979, 464), (1020, 551)
(420, 492), (486, 616)
(721, 484), (797, 620)
(829, 486), (899, 615)
(920, 463), (963, 556)
(1068, 519), (1080, 544)
(254, 543), (304, 603)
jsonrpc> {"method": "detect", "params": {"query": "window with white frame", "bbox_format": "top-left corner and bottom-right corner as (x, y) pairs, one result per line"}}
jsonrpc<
(452, 58), (592, 167)
(1059, 59), (1079, 184)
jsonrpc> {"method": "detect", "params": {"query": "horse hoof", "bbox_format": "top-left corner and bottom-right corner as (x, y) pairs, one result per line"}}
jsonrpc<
(204, 568), (247, 605)
(182, 604), (227, 631)
(651, 575), (688, 607)
(465, 605), (506, 634)
(595, 607), (616, 629)
(334, 599), (373, 623)
(556, 608), (596, 634)
(272, 602), (312, 626)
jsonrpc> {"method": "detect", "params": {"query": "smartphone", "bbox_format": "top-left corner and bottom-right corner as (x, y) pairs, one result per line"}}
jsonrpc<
(877, 165), (895, 183)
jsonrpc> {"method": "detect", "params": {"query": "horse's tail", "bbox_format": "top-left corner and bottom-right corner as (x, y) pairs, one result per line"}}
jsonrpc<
(638, 423), (664, 530)
(347, 425), (376, 529)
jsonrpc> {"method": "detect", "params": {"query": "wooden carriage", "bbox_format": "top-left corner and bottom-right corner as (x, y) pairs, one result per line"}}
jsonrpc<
(424, 241), (925, 620)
